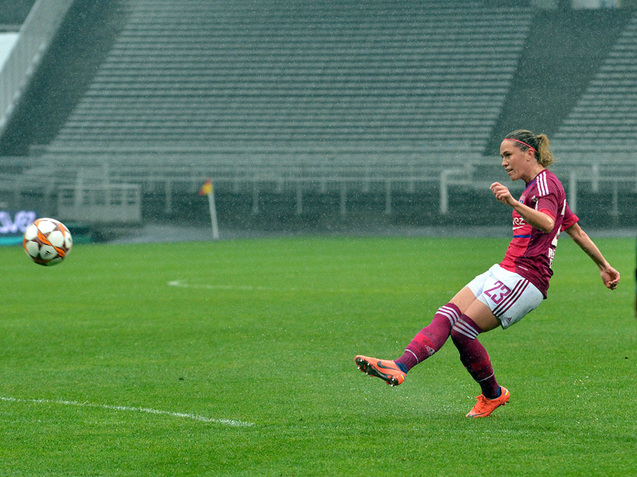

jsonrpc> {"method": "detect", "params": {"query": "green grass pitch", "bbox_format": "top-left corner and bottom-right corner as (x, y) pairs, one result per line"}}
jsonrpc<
(0, 235), (635, 476)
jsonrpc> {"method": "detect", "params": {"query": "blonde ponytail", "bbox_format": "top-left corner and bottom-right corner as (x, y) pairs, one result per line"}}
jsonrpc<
(535, 134), (554, 167)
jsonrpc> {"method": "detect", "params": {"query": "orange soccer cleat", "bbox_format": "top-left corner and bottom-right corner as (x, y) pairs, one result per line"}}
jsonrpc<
(466, 386), (510, 418)
(355, 355), (406, 387)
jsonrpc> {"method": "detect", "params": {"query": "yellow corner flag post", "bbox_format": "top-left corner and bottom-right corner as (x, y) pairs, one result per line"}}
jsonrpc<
(199, 178), (219, 240)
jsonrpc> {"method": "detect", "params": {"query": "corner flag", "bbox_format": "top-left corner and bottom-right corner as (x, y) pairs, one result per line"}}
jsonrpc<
(199, 178), (219, 240)
(199, 178), (213, 196)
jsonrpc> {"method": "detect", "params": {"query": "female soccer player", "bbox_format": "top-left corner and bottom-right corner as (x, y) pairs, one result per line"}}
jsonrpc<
(355, 129), (621, 418)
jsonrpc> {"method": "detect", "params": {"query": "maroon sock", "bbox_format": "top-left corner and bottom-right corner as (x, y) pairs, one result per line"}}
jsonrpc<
(450, 315), (500, 399)
(395, 303), (461, 371)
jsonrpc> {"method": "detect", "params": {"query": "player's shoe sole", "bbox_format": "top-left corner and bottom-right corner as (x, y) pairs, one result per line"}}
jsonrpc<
(355, 355), (405, 386)
(466, 386), (510, 418)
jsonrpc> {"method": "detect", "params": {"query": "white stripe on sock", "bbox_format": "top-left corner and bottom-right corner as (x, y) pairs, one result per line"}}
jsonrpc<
(453, 320), (479, 340)
(405, 348), (419, 364)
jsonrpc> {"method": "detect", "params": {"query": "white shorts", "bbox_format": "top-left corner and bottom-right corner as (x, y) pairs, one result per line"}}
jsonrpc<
(466, 264), (543, 329)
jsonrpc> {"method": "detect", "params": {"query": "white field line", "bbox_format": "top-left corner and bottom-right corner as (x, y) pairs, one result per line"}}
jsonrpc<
(168, 280), (284, 291)
(0, 396), (254, 427)
(167, 279), (408, 294)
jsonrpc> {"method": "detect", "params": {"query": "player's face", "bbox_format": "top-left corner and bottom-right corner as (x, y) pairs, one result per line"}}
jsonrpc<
(500, 140), (533, 182)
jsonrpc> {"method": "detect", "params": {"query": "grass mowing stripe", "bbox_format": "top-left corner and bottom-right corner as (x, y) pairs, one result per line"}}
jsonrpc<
(0, 396), (255, 427)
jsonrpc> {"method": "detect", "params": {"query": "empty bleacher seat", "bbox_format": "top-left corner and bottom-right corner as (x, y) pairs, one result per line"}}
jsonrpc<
(35, 0), (533, 186)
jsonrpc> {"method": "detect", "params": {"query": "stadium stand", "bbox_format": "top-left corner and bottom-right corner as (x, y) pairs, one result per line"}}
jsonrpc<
(0, 1), (635, 227)
(54, 1), (529, 147)
(32, 0), (533, 188)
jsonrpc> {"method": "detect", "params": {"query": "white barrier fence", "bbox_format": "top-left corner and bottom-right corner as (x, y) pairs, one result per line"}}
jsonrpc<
(0, 152), (635, 223)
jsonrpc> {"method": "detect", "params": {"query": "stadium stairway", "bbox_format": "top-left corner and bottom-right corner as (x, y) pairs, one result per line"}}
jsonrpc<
(550, 10), (637, 225)
(486, 8), (633, 155)
(553, 12), (637, 153)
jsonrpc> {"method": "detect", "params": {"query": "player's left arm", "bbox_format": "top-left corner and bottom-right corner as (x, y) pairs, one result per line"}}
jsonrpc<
(490, 182), (555, 233)
(565, 222), (620, 290)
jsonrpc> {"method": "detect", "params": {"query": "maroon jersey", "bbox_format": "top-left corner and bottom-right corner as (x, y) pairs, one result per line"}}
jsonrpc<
(500, 169), (578, 297)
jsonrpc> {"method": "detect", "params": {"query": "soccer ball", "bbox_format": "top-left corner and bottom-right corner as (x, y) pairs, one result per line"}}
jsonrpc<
(23, 218), (73, 266)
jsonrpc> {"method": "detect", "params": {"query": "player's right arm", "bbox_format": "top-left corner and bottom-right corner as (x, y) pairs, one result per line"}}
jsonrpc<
(490, 182), (555, 233)
(564, 222), (620, 290)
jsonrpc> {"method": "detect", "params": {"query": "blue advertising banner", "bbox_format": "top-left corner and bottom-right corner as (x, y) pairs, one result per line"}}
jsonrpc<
(0, 210), (37, 245)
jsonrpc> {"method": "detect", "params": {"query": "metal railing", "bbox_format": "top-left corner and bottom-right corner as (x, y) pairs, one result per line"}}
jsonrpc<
(0, 151), (635, 220)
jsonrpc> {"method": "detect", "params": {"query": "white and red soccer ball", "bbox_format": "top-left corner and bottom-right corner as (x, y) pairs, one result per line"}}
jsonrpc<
(23, 218), (73, 266)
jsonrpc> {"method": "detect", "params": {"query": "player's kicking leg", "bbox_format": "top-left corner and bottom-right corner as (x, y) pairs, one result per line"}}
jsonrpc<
(354, 355), (406, 386)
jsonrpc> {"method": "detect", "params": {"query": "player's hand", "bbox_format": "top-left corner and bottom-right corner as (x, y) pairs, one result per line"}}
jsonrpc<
(601, 266), (620, 290)
(490, 182), (514, 206)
